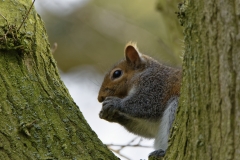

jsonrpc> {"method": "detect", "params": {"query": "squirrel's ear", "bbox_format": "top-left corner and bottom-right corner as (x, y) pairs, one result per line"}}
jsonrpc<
(125, 42), (142, 66)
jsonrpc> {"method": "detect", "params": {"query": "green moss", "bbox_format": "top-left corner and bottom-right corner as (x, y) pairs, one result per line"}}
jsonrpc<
(0, 0), (118, 159)
(0, 25), (32, 53)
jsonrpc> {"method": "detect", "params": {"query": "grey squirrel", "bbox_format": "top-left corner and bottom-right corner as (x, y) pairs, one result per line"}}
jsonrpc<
(98, 42), (182, 158)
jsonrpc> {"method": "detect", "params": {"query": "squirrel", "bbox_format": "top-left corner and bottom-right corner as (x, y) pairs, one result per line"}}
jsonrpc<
(97, 42), (182, 158)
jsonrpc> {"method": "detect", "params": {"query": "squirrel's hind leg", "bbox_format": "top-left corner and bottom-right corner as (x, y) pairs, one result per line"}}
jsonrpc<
(148, 149), (165, 159)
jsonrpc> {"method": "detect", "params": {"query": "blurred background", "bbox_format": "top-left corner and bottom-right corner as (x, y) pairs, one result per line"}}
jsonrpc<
(35, 0), (183, 159)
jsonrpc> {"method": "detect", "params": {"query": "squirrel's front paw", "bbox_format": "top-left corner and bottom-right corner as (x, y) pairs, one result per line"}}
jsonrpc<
(99, 97), (122, 122)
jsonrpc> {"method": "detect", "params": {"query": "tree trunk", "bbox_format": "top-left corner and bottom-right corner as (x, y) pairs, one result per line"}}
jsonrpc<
(165, 0), (240, 159)
(0, 0), (118, 159)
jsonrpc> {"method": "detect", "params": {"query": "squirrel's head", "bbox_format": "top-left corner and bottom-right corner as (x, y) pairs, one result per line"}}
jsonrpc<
(98, 42), (147, 102)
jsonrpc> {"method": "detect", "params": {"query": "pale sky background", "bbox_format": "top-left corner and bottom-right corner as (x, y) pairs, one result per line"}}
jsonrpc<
(35, 0), (89, 15)
(35, 1), (155, 159)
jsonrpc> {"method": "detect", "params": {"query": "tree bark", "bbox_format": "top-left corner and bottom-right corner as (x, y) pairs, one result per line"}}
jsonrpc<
(0, 0), (118, 159)
(165, 0), (240, 159)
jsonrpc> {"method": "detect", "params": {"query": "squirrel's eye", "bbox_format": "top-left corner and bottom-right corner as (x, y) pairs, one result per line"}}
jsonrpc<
(112, 70), (122, 79)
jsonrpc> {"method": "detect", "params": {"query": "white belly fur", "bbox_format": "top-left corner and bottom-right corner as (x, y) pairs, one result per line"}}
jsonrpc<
(154, 97), (178, 150)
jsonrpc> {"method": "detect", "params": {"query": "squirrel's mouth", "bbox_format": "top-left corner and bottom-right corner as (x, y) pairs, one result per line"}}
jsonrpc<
(97, 95), (106, 103)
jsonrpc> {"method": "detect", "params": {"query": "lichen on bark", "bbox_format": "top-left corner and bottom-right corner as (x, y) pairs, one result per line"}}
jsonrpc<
(0, 0), (118, 159)
(165, 0), (240, 160)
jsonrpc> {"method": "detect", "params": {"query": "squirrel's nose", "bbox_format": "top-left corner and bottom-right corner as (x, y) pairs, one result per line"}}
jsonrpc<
(98, 95), (105, 102)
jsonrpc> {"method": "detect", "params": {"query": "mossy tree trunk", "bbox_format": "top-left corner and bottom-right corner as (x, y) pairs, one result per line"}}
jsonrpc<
(165, 0), (240, 159)
(0, 0), (118, 159)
